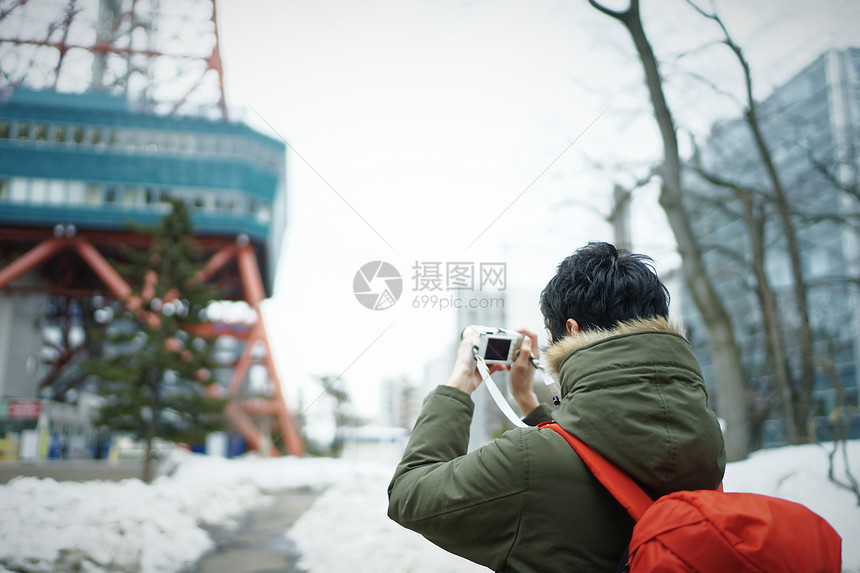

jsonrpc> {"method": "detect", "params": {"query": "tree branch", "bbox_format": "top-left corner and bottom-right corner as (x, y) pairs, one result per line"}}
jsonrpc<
(587, 0), (633, 20)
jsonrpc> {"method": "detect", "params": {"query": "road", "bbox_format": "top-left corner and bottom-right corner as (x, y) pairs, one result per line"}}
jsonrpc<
(194, 489), (319, 573)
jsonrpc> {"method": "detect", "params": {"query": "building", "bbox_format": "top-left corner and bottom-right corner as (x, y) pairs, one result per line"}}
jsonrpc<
(683, 48), (860, 446)
(379, 375), (421, 431)
(0, 87), (302, 458)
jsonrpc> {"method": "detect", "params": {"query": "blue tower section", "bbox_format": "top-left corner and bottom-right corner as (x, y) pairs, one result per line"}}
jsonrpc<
(0, 88), (286, 295)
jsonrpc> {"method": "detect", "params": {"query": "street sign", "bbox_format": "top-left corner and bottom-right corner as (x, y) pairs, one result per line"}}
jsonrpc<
(7, 400), (41, 420)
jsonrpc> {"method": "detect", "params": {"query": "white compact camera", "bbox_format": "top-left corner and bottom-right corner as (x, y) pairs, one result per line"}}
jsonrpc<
(463, 325), (525, 365)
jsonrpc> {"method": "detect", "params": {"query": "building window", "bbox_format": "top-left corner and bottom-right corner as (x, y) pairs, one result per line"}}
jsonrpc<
(122, 186), (136, 206)
(34, 124), (48, 142)
(216, 136), (233, 155)
(108, 130), (120, 148)
(215, 193), (236, 213)
(68, 181), (85, 205)
(198, 135), (216, 154)
(178, 134), (195, 154)
(256, 205), (272, 224)
(104, 186), (117, 206)
(158, 188), (173, 210)
(160, 132), (173, 153)
(125, 130), (139, 152)
(10, 178), (28, 202)
(173, 134), (185, 153)
(0, 179), (8, 201)
(143, 132), (157, 155)
(264, 148), (282, 170)
(48, 179), (65, 204)
(72, 126), (84, 145)
(86, 184), (101, 205)
(54, 125), (67, 144)
(31, 179), (48, 204)
(91, 128), (104, 147)
(0, 121), (10, 140)
(144, 187), (156, 205)
(16, 122), (29, 140)
(172, 189), (190, 208)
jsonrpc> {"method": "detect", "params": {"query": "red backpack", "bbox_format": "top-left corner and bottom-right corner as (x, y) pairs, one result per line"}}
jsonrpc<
(541, 422), (843, 572)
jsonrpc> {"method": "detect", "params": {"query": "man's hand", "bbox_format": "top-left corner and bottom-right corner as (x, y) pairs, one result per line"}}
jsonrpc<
(445, 329), (483, 395)
(510, 329), (540, 416)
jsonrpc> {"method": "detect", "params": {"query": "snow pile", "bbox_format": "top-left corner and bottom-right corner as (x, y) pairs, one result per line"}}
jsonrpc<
(0, 474), (249, 573)
(0, 441), (858, 573)
(0, 452), (387, 573)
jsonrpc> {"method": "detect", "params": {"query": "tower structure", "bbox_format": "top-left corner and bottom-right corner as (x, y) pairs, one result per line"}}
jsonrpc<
(0, 0), (227, 118)
(0, 1), (303, 457)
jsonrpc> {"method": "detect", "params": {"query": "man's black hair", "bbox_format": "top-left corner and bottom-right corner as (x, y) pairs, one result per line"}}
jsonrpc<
(540, 242), (670, 342)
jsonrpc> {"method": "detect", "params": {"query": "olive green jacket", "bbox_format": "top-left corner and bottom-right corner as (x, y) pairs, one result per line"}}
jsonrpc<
(387, 318), (726, 572)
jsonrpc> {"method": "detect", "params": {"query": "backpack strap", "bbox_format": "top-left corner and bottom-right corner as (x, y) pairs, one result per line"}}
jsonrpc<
(539, 421), (653, 521)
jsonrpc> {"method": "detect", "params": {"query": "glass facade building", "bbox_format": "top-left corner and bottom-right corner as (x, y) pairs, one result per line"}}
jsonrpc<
(683, 48), (860, 446)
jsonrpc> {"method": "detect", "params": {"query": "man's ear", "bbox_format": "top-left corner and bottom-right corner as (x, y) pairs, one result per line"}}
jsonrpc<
(566, 318), (579, 336)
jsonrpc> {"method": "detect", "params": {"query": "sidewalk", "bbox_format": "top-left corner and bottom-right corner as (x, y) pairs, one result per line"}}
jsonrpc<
(194, 489), (319, 573)
(0, 459), (147, 483)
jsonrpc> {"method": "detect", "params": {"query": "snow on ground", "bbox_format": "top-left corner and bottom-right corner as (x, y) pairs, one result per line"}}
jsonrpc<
(0, 441), (858, 573)
(0, 453), (387, 573)
(287, 462), (486, 573)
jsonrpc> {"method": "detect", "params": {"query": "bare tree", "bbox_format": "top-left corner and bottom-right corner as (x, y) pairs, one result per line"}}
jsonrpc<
(687, 158), (799, 442)
(686, 0), (818, 444)
(587, 0), (749, 460)
(821, 335), (860, 505)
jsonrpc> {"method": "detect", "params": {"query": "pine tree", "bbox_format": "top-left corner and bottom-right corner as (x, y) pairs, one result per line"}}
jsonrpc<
(84, 199), (225, 482)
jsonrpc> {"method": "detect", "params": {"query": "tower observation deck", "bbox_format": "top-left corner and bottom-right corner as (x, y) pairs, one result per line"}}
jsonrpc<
(0, 87), (286, 294)
(0, 0), (303, 458)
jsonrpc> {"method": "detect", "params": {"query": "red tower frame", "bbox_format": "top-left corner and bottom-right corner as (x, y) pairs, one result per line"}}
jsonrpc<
(0, 227), (304, 456)
(0, 1), (304, 456)
(0, 0), (228, 119)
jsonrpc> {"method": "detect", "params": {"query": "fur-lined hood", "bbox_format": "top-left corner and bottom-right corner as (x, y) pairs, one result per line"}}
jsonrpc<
(541, 315), (725, 495)
(542, 316), (684, 380)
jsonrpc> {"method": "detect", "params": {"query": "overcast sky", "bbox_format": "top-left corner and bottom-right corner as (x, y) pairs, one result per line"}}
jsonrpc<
(215, 0), (860, 418)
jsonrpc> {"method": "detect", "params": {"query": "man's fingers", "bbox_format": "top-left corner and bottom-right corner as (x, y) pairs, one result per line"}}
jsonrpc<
(516, 328), (540, 360)
(520, 335), (532, 361)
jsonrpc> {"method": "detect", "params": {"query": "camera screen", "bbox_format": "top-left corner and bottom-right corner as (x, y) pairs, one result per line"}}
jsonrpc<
(485, 337), (512, 361)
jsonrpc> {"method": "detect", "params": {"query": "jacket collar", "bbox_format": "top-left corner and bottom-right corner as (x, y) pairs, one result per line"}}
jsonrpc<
(542, 316), (683, 378)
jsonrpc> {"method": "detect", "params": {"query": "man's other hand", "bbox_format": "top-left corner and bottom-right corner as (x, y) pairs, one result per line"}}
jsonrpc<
(510, 329), (540, 416)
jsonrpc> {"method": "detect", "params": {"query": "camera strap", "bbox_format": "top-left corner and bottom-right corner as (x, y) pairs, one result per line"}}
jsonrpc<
(533, 359), (562, 407)
(474, 355), (528, 428)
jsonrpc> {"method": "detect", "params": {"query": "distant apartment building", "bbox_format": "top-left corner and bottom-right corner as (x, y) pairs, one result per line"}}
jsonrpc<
(379, 375), (421, 431)
(682, 48), (860, 445)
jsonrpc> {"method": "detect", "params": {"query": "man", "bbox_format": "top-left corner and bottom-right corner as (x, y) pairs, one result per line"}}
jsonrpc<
(387, 242), (726, 572)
